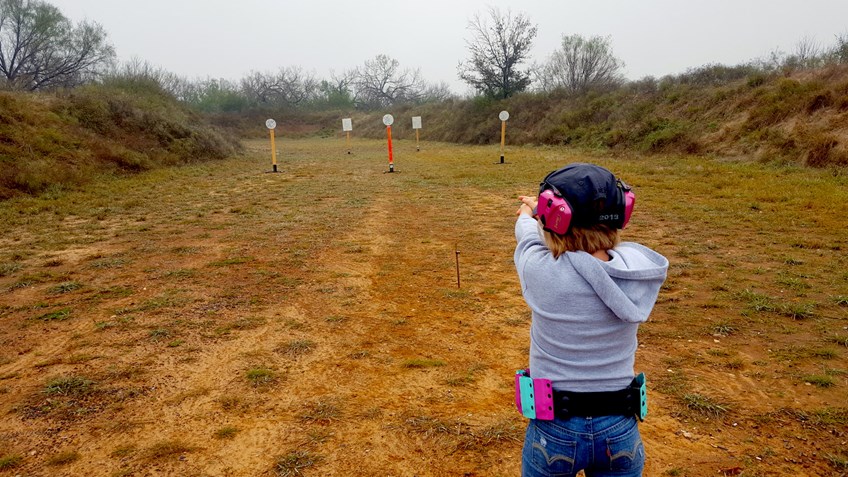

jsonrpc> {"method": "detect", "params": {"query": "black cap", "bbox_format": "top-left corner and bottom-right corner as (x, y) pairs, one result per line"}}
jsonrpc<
(540, 163), (627, 229)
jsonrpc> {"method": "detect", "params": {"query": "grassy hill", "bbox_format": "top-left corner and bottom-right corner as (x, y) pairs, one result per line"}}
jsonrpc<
(3, 65), (846, 201)
(338, 65), (848, 168)
(0, 79), (240, 200)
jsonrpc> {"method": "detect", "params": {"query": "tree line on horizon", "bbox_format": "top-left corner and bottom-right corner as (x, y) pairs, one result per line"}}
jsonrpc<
(3, 0), (848, 114)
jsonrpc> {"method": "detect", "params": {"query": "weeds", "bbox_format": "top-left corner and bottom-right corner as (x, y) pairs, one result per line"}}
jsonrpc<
(46, 450), (80, 466)
(681, 393), (731, 417)
(214, 426), (239, 439)
(48, 281), (83, 294)
(275, 450), (323, 477)
(276, 339), (315, 358)
(403, 359), (446, 368)
(144, 440), (193, 460)
(44, 376), (94, 396)
(803, 374), (835, 387)
(245, 367), (276, 386)
(0, 454), (22, 470)
(35, 308), (71, 321)
(299, 400), (341, 423)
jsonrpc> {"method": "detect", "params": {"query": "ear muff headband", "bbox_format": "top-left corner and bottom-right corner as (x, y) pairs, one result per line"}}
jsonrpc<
(536, 177), (635, 234)
(536, 182), (573, 235)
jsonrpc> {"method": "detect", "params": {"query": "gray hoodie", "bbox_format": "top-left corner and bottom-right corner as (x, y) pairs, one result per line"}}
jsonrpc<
(514, 215), (669, 392)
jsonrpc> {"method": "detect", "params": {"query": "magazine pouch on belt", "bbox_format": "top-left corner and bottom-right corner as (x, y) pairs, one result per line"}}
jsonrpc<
(514, 369), (554, 420)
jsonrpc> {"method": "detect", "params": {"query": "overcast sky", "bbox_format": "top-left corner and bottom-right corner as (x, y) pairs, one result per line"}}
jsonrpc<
(51, 0), (848, 94)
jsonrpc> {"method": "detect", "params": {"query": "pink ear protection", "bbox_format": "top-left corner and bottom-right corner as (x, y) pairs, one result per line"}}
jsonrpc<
(536, 180), (635, 235)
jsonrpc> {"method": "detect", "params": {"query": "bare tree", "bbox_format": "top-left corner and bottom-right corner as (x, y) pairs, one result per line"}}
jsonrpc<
(826, 32), (848, 64)
(354, 54), (424, 108)
(419, 81), (454, 103)
(240, 67), (318, 107)
(792, 36), (822, 68)
(535, 34), (624, 94)
(0, 0), (114, 90)
(318, 68), (357, 108)
(457, 7), (537, 99)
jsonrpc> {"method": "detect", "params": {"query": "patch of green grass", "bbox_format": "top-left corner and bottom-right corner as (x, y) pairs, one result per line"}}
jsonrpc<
(809, 407), (848, 426)
(324, 315), (347, 323)
(148, 328), (172, 341)
(46, 450), (80, 466)
(402, 358), (446, 368)
(804, 374), (835, 388)
(825, 451), (848, 471)
(0, 262), (23, 277)
(778, 302), (816, 319)
(144, 440), (193, 460)
(445, 363), (487, 386)
(89, 257), (127, 269)
(776, 272), (812, 291)
(276, 339), (315, 358)
(681, 393), (730, 417)
(275, 450), (323, 477)
(48, 281), (83, 294)
(163, 269), (196, 279)
(834, 295), (848, 307)
(35, 308), (72, 321)
(44, 376), (94, 396)
(829, 335), (848, 348)
(811, 348), (838, 359)
(299, 400), (340, 423)
(209, 256), (253, 267)
(711, 322), (736, 336)
(110, 445), (136, 458)
(0, 454), (23, 470)
(245, 367), (276, 386)
(214, 426), (239, 439)
(9, 272), (55, 290)
(171, 246), (200, 254)
(735, 289), (777, 313)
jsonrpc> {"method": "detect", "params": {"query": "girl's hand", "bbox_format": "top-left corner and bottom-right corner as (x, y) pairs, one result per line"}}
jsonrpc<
(516, 195), (537, 217)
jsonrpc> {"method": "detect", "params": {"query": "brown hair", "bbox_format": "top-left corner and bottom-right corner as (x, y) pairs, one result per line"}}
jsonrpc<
(539, 222), (620, 258)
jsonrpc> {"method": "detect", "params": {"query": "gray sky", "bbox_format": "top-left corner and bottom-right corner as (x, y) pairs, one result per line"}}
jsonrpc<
(52, 0), (848, 94)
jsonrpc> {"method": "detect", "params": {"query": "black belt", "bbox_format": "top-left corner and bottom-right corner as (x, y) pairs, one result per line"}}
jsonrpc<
(552, 380), (641, 419)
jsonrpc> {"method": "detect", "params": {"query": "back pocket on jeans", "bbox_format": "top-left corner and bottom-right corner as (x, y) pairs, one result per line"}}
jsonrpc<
(605, 420), (644, 472)
(527, 426), (577, 476)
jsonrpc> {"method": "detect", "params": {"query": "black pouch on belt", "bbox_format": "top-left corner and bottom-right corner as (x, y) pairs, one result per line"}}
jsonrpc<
(552, 373), (647, 421)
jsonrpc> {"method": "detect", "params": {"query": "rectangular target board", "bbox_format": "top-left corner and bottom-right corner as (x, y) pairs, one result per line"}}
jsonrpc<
(412, 116), (422, 151)
(342, 118), (353, 154)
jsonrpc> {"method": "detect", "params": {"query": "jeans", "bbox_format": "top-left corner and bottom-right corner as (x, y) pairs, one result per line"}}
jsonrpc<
(521, 415), (644, 477)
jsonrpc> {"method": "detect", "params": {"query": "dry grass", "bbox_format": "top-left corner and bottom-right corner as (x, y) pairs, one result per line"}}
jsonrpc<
(0, 137), (845, 476)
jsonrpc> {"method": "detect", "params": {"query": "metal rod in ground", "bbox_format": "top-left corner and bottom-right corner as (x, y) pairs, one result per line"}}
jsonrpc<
(455, 246), (461, 289)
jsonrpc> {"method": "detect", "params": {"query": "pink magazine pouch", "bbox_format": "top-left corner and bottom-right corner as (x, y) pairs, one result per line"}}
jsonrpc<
(514, 369), (554, 420)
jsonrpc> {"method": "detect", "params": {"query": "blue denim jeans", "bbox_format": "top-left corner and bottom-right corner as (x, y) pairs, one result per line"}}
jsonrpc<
(521, 415), (644, 477)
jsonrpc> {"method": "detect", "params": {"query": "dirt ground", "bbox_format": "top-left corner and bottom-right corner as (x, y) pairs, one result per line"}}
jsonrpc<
(1, 138), (846, 476)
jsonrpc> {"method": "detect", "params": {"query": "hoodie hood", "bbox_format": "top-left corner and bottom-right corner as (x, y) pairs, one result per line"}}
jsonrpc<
(565, 242), (669, 323)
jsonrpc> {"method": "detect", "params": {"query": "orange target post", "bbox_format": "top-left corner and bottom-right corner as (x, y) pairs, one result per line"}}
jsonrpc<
(383, 114), (395, 173)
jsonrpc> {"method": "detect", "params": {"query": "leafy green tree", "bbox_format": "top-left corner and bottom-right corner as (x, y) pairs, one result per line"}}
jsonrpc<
(0, 0), (114, 90)
(458, 7), (537, 99)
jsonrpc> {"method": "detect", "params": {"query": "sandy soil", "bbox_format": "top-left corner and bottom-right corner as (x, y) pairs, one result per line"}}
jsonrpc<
(0, 138), (846, 476)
